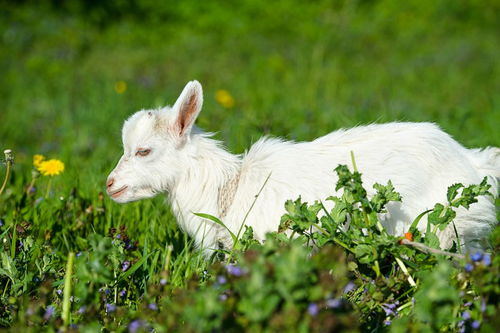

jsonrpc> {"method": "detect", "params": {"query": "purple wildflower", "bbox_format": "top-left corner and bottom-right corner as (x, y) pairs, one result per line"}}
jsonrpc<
(482, 253), (491, 266)
(326, 298), (342, 309)
(470, 252), (483, 262)
(76, 252), (82, 257)
(119, 289), (126, 297)
(383, 320), (392, 326)
(105, 303), (116, 313)
(122, 261), (131, 272)
(30, 186), (36, 193)
(481, 300), (487, 312)
(69, 324), (78, 329)
(105, 288), (111, 295)
(128, 320), (143, 333)
(116, 234), (122, 239)
(160, 278), (167, 286)
(56, 289), (62, 295)
(78, 306), (86, 314)
(382, 303), (397, 310)
(217, 275), (227, 285)
(148, 303), (158, 311)
(343, 281), (356, 294)
(219, 293), (228, 301)
(464, 263), (474, 272)
(44, 305), (55, 320)
(381, 304), (397, 316)
(462, 311), (471, 320)
(471, 320), (480, 329)
(307, 303), (319, 316)
(226, 264), (245, 277)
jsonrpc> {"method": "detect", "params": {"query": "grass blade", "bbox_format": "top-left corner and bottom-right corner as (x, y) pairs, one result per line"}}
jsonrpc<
(194, 213), (237, 243)
(115, 252), (156, 285)
(62, 252), (75, 327)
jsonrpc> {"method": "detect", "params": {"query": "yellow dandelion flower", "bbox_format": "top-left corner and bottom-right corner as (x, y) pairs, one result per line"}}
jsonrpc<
(215, 89), (235, 108)
(114, 80), (127, 94)
(38, 159), (65, 176)
(33, 154), (45, 168)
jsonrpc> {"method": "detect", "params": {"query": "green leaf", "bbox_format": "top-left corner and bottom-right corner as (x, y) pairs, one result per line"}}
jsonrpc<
(334, 165), (367, 203)
(450, 177), (491, 209)
(326, 196), (349, 224)
(236, 226), (260, 251)
(409, 209), (433, 233)
(371, 181), (402, 212)
(424, 232), (441, 249)
(0, 252), (16, 279)
(278, 197), (320, 233)
(446, 183), (463, 202)
(353, 244), (378, 264)
(428, 204), (456, 229)
(194, 212), (237, 244)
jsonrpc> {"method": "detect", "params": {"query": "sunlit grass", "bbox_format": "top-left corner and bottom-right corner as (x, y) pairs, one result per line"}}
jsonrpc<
(0, 0), (499, 330)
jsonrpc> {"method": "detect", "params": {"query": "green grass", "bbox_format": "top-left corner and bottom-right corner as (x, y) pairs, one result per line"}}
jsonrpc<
(0, 0), (499, 331)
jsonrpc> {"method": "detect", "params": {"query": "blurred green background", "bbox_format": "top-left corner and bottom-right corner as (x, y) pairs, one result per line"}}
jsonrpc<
(1, 0), (499, 237)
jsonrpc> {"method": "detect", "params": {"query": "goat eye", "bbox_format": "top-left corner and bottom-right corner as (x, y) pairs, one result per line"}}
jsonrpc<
(136, 149), (151, 157)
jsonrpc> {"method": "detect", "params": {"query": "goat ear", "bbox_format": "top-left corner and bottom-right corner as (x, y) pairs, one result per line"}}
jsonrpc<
(173, 80), (203, 137)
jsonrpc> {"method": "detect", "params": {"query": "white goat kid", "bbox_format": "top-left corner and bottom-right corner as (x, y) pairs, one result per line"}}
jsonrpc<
(107, 80), (499, 255)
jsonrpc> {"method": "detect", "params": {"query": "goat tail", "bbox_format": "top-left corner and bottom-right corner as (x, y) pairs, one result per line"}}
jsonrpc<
(468, 147), (500, 196)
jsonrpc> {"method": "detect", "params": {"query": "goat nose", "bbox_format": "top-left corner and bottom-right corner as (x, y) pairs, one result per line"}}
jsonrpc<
(106, 178), (114, 189)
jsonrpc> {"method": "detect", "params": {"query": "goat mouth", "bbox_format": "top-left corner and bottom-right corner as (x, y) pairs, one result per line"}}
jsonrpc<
(109, 186), (128, 198)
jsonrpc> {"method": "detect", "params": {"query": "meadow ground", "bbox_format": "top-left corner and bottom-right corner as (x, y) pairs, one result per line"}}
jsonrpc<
(0, 1), (499, 331)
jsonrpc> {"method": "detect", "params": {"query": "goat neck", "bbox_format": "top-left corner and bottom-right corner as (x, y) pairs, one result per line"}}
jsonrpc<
(168, 133), (241, 246)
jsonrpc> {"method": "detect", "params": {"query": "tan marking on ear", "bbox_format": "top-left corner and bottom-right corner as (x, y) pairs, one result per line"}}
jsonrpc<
(178, 93), (198, 135)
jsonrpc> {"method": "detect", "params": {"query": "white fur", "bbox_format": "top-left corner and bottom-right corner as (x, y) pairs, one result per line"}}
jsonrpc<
(107, 80), (499, 254)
